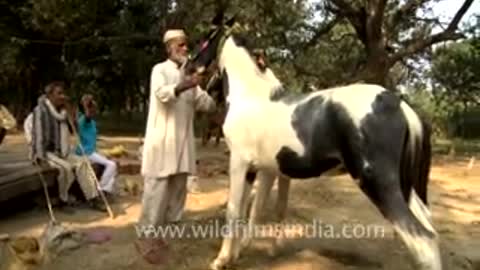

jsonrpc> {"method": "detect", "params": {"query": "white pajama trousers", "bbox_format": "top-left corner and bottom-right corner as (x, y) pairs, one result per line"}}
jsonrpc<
(46, 153), (98, 202)
(138, 173), (188, 228)
(88, 152), (117, 193)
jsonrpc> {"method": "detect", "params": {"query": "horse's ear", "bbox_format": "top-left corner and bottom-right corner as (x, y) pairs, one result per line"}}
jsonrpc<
(225, 15), (236, 27)
(212, 10), (224, 26)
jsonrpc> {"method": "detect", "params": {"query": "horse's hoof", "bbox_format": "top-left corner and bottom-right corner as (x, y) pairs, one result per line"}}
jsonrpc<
(274, 213), (285, 223)
(210, 257), (229, 270)
(267, 246), (278, 257)
(268, 237), (286, 257)
(240, 237), (251, 249)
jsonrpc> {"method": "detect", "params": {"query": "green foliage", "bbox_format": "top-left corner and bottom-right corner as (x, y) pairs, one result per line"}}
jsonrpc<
(404, 88), (451, 138)
(0, 0), (477, 135)
(431, 38), (480, 111)
(421, 16), (480, 139)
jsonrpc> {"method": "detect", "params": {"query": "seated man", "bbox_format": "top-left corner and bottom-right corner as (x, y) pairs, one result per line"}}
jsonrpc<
(0, 104), (16, 145)
(30, 81), (106, 212)
(75, 94), (117, 199)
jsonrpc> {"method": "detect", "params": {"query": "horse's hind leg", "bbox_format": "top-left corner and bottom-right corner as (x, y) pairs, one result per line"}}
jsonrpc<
(215, 126), (222, 146)
(241, 171), (276, 249)
(269, 175), (292, 257)
(275, 175), (290, 222)
(248, 171), (275, 223)
(211, 152), (253, 270)
(358, 167), (441, 270)
(395, 191), (441, 270)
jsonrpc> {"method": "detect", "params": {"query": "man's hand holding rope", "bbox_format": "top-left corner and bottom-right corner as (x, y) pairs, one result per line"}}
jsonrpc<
(174, 72), (203, 97)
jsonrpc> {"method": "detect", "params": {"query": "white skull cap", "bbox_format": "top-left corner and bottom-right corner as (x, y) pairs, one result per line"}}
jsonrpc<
(163, 29), (187, 43)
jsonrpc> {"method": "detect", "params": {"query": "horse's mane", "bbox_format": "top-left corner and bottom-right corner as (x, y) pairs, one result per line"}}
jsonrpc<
(219, 35), (281, 99)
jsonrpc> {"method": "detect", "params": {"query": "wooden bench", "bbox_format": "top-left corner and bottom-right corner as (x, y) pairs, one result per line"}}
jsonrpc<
(0, 162), (58, 203)
(113, 158), (140, 175)
(0, 149), (104, 205)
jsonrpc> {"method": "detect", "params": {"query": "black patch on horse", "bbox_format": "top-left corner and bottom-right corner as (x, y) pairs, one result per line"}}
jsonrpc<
(231, 33), (255, 56)
(274, 95), (355, 178)
(370, 91), (401, 114)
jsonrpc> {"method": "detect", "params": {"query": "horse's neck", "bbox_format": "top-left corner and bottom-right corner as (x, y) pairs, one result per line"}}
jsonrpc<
(220, 38), (276, 101)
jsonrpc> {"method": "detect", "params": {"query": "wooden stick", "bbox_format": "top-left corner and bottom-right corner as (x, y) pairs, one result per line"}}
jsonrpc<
(78, 141), (115, 219)
(33, 161), (57, 223)
(67, 116), (115, 219)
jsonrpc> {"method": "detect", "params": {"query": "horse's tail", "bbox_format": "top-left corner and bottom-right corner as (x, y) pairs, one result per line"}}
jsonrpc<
(399, 101), (432, 205)
(394, 101), (442, 270)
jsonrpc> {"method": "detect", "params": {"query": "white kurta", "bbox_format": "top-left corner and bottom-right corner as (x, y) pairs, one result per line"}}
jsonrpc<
(141, 59), (215, 178)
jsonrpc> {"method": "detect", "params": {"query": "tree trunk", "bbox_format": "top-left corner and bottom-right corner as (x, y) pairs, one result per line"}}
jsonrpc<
(356, 48), (392, 88)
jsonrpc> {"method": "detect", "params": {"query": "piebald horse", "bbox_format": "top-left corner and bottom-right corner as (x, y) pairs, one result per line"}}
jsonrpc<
(201, 47), (293, 224)
(186, 13), (441, 270)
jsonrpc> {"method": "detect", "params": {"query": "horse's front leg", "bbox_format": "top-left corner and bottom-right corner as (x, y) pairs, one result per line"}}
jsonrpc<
(211, 152), (253, 270)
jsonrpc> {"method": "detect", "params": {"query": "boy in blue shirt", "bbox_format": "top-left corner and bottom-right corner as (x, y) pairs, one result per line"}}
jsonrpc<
(76, 94), (117, 198)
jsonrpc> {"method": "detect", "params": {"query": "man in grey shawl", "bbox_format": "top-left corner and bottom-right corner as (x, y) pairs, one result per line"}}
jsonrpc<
(0, 103), (16, 145)
(30, 81), (106, 213)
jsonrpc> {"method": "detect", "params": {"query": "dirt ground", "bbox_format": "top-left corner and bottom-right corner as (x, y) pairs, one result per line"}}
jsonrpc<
(0, 134), (479, 270)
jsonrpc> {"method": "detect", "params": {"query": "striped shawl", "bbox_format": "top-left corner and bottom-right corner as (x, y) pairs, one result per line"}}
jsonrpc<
(31, 96), (70, 160)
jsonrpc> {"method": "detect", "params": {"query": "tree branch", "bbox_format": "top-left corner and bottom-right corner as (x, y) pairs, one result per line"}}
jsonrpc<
(327, 0), (367, 45)
(446, 0), (474, 32)
(413, 17), (447, 31)
(385, 0), (436, 45)
(390, 0), (430, 27)
(299, 16), (342, 51)
(391, 0), (474, 63)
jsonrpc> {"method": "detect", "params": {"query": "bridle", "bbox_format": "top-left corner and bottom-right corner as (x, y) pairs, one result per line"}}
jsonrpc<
(191, 21), (243, 76)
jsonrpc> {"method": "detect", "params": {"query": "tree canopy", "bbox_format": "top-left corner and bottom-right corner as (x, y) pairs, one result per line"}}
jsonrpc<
(0, 0), (478, 123)
(431, 17), (480, 110)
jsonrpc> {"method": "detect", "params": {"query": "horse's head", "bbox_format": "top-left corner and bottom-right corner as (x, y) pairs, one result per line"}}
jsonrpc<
(183, 11), (245, 104)
(185, 10), (249, 78)
(186, 10), (277, 102)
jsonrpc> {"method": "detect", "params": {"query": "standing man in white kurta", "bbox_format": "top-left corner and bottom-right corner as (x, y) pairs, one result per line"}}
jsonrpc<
(135, 29), (215, 263)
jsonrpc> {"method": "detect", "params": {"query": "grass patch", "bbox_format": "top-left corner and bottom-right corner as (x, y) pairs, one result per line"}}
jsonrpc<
(433, 138), (480, 156)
